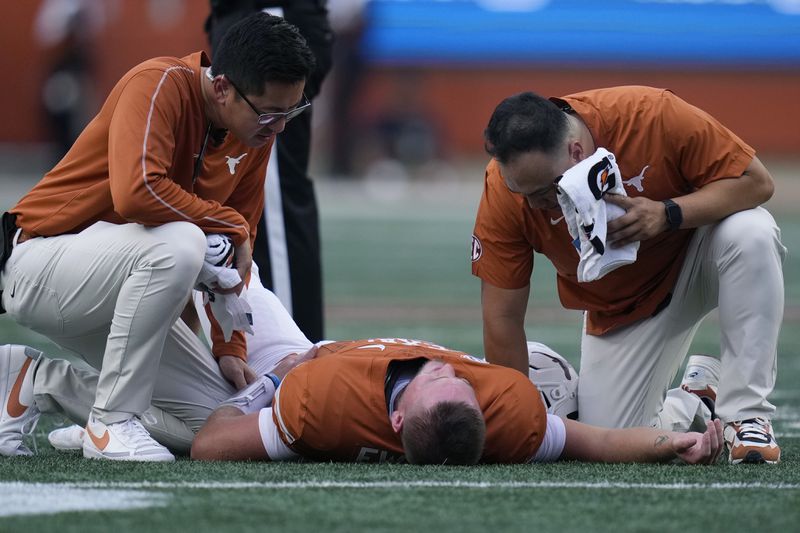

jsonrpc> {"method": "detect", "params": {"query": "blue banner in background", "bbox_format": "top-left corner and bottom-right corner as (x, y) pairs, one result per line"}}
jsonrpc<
(362, 0), (800, 67)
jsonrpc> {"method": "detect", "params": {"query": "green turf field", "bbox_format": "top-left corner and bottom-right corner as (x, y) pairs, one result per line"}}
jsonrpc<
(1, 173), (799, 532)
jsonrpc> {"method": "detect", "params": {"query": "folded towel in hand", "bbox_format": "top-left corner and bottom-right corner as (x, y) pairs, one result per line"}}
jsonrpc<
(195, 234), (254, 341)
(556, 147), (639, 282)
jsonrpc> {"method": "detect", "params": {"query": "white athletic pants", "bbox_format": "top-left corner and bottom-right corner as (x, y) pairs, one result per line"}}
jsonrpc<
(29, 319), (233, 453)
(578, 207), (786, 430)
(27, 259), (310, 453)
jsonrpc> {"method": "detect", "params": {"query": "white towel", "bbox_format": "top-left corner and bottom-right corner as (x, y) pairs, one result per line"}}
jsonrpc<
(195, 234), (254, 341)
(556, 148), (639, 282)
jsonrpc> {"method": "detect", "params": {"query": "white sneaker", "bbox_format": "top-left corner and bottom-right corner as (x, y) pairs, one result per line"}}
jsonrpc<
(680, 355), (720, 419)
(48, 424), (85, 451)
(83, 416), (175, 462)
(0, 345), (42, 456)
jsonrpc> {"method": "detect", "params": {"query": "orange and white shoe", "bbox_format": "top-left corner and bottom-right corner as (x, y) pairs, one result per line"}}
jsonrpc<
(680, 355), (720, 419)
(83, 415), (174, 462)
(724, 417), (780, 464)
(0, 345), (42, 456)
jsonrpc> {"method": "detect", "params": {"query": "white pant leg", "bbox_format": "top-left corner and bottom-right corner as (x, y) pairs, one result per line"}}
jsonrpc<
(34, 318), (236, 453)
(32, 355), (198, 454)
(710, 207), (785, 423)
(150, 319), (237, 431)
(194, 261), (312, 376)
(3, 221), (206, 424)
(578, 304), (706, 429)
(659, 387), (711, 433)
(578, 208), (784, 429)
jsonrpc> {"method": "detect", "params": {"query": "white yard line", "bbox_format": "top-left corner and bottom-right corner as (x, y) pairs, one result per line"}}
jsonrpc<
(2, 480), (797, 517)
(5, 480), (798, 491)
(0, 483), (168, 517)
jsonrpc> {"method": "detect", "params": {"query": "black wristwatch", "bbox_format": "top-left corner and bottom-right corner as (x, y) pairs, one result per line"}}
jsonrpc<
(662, 199), (683, 231)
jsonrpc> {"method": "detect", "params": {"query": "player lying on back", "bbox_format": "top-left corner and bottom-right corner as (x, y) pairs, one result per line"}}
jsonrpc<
(191, 337), (723, 465)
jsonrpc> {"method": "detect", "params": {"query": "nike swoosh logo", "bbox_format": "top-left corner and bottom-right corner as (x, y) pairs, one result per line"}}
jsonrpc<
(86, 425), (110, 450)
(9, 281), (15, 298)
(6, 357), (32, 417)
(550, 216), (565, 225)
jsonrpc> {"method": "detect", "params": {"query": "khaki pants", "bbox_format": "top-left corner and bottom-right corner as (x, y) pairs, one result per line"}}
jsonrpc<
(8, 242), (311, 453)
(1, 221), (227, 442)
(578, 207), (786, 429)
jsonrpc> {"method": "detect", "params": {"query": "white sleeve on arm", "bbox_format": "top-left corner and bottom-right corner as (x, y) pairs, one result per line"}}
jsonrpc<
(530, 414), (567, 463)
(258, 408), (300, 461)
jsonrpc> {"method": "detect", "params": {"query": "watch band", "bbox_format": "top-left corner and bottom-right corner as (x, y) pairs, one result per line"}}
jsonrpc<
(662, 199), (683, 231)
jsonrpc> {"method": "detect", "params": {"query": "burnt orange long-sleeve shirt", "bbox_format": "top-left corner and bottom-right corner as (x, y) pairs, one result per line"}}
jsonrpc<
(12, 52), (272, 359)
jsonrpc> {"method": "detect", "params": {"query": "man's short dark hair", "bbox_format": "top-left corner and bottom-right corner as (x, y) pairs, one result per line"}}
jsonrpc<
(401, 401), (486, 465)
(484, 91), (569, 164)
(213, 12), (315, 96)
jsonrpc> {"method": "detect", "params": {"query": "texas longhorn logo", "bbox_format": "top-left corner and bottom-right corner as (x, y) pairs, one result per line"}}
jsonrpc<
(587, 155), (617, 200)
(225, 153), (247, 175)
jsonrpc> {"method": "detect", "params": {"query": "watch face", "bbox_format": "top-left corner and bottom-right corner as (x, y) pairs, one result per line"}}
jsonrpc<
(664, 200), (682, 230)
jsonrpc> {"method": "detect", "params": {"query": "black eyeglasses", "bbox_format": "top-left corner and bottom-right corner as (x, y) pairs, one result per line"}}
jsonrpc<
(227, 77), (310, 126)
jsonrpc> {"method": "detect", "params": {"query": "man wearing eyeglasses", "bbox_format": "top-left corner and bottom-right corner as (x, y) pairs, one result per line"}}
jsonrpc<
(0, 13), (314, 461)
(471, 87), (785, 464)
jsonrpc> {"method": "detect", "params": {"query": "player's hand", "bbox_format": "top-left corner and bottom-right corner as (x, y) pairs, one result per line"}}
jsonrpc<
(270, 345), (321, 381)
(605, 194), (670, 246)
(219, 355), (258, 390)
(215, 238), (252, 295)
(671, 419), (724, 465)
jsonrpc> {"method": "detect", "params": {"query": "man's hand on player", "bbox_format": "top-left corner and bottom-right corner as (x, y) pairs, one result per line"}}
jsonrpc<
(270, 345), (321, 381)
(219, 355), (258, 390)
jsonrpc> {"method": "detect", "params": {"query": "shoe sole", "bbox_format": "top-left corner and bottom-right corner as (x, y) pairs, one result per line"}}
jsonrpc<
(50, 442), (82, 451)
(83, 444), (175, 462)
(729, 450), (780, 465)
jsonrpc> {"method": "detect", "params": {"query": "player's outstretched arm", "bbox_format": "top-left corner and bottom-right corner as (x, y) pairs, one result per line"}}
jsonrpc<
(561, 418), (724, 464)
(191, 406), (269, 461)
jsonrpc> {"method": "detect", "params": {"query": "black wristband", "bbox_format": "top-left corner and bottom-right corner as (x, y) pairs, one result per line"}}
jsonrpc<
(662, 199), (683, 231)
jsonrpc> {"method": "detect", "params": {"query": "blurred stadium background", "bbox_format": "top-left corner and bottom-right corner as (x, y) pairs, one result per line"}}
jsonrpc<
(0, 2), (799, 530)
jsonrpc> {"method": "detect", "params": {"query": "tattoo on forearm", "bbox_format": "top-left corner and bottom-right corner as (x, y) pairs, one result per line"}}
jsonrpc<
(654, 435), (670, 448)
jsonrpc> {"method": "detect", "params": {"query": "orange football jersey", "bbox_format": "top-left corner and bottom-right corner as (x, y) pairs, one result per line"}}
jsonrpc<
(272, 338), (547, 463)
(472, 86), (755, 334)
